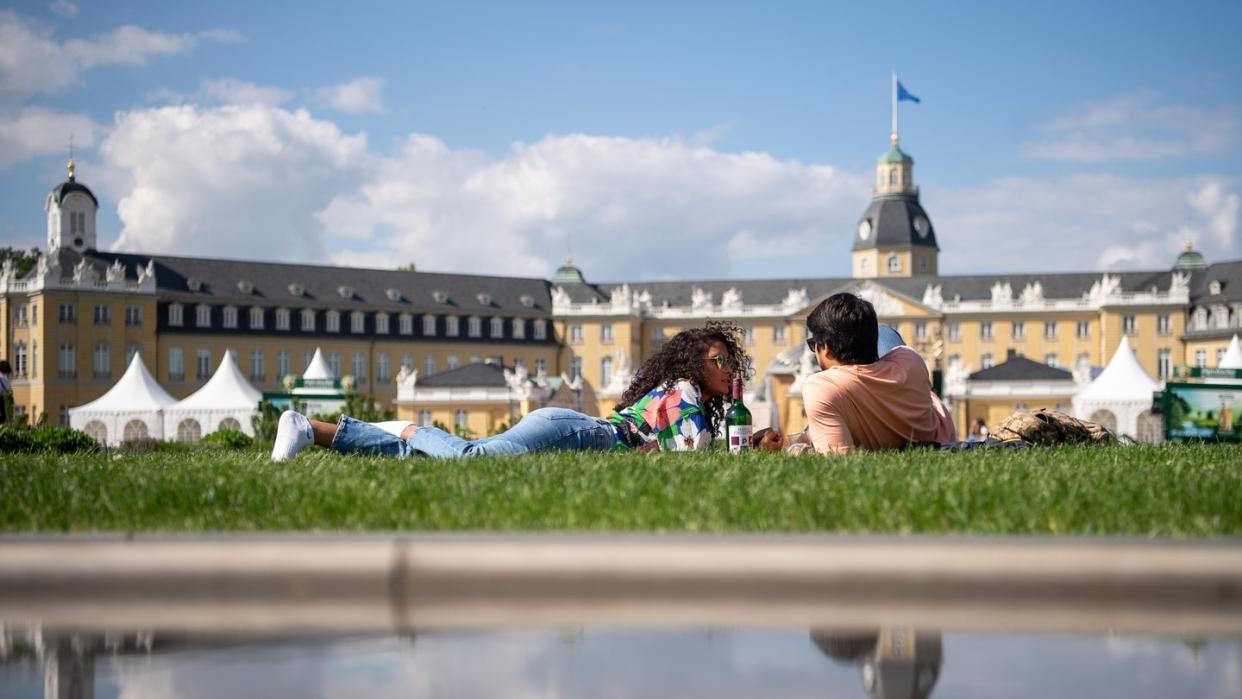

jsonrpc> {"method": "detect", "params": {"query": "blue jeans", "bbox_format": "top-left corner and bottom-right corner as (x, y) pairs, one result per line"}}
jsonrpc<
(330, 407), (618, 459)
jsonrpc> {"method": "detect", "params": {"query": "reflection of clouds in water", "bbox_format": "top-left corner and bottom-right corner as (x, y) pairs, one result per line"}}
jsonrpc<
(938, 633), (1242, 699)
(97, 631), (1242, 699)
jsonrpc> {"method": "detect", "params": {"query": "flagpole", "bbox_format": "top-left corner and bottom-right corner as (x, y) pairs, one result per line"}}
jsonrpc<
(891, 71), (898, 144)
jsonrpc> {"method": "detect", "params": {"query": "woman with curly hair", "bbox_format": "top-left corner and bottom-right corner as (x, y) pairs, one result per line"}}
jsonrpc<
(271, 320), (776, 460)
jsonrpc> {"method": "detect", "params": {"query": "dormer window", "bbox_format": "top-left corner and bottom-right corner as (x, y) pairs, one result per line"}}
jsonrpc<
(446, 316), (460, 336)
(375, 313), (390, 334)
(423, 314), (437, 336)
(326, 311), (341, 332)
(386, 288), (402, 302)
(275, 308), (290, 331)
(468, 316), (482, 337)
(350, 311), (365, 333)
(490, 317), (504, 337)
(398, 313), (412, 335)
(512, 318), (526, 339)
(222, 306), (238, 329)
(249, 307), (265, 329)
(187, 277), (202, 292)
(195, 304), (211, 328)
(520, 295), (535, 308)
(237, 280), (254, 294)
(1209, 280), (1223, 295)
(887, 255), (901, 273)
(433, 290), (449, 304)
(301, 309), (316, 331)
(477, 293), (492, 306)
(288, 283), (304, 297)
(338, 285), (354, 299)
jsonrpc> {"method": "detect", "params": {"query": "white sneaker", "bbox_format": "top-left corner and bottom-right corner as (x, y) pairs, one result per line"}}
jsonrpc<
(271, 410), (313, 461)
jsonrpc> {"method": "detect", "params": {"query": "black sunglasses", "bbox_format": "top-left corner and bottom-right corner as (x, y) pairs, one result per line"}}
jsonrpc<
(806, 336), (819, 352)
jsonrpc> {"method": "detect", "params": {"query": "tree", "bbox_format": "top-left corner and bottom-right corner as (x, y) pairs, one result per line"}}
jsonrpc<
(396, 262), (417, 272)
(0, 247), (41, 277)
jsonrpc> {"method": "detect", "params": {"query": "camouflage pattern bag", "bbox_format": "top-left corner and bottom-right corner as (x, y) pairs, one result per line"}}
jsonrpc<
(991, 409), (1115, 447)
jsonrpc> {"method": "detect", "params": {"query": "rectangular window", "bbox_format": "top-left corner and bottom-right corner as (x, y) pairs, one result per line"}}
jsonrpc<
(1012, 321), (1025, 340)
(468, 316), (482, 338)
(980, 321), (993, 341)
(275, 309), (290, 331)
(301, 309), (316, 332)
(328, 352), (341, 378)
(915, 322), (927, 339)
(491, 317), (505, 338)
(533, 320), (547, 341)
(1077, 320), (1090, 339)
(58, 343), (75, 379)
(352, 352), (366, 382)
(446, 355), (460, 371)
(195, 305), (210, 328)
(93, 304), (110, 325)
(399, 314), (413, 335)
(222, 306), (238, 328)
(601, 324), (614, 344)
(249, 307), (265, 330)
(351, 312), (365, 333)
(744, 326), (756, 345)
(326, 311), (340, 333)
(1045, 353), (1058, 367)
(375, 313), (389, 335)
(570, 325), (584, 344)
(773, 326), (786, 344)
(1076, 352), (1090, 368)
(196, 348), (211, 380)
(1157, 349), (1172, 379)
(512, 318), (526, 339)
(93, 343), (110, 379)
(535, 358), (547, 375)
(1123, 315), (1137, 336)
(376, 353), (390, 382)
(14, 342), (27, 377)
(424, 354), (437, 377)
(651, 326), (666, 346)
(454, 409), (469, 431)
(446, 316), (459, 336)
(1157, 314), (1171, 336)
(169, 347), (184, 380)
(58, 304), (76, 324)
(250, 350), (265, 382)
(600, 356), (613, 381)
(400, 353), (413, 372)
(1044, 321), (1057, 339)
(1194, 349), (1207, 367)
(276, 350), (291, 378)
(570, 357), (583, 381)
(948, 323), (961, 341)
(14, 305), (28, 327)
(418, 410), (433, 427)
(980, 353), (994, 370)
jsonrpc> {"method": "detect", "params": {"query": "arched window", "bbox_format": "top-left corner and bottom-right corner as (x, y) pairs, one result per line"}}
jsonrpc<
(1089, 410), (1117, 434)
(84, 421), (107, 444)
(889, 169), (898, 186)
(218, 417), (242, 432)
(601, 356), (613, 383)
(123, 419), (149, 442)
(1136, 410), (1163, 444)
(177, 419), (202, 443)
(887, 255), (901, 273)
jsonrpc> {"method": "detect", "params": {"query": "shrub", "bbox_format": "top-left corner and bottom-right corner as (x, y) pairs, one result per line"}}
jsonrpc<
(0, 426), (99, 454)
(201, 429), (254, 450)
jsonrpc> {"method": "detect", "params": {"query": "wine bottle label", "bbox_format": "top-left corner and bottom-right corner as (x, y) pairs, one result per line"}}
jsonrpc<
(728, 425), (753, 454)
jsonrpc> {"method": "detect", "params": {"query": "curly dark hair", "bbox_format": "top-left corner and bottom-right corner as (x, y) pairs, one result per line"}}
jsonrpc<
(614, 320), (753, 436)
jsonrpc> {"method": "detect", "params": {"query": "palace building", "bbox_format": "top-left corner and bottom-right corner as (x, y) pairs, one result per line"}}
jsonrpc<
(3, 137), (1241, 441)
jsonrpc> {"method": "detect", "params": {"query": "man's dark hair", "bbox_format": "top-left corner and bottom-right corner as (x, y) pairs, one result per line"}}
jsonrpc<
(806, 293), (878, 365)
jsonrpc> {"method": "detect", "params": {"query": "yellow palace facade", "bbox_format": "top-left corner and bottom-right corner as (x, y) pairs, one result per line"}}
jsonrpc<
(4, 143), (1241, 440)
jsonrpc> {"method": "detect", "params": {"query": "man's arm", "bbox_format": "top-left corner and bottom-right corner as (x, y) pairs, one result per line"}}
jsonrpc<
(802, 378), (855, 455)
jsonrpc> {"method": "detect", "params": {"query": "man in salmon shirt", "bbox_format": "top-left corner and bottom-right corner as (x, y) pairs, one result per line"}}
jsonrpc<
(754, 292), (955, 455)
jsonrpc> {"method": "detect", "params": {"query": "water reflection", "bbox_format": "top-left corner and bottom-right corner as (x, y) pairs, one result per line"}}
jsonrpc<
(2, 625), (1239, 698)
(812, 629), (942, 698)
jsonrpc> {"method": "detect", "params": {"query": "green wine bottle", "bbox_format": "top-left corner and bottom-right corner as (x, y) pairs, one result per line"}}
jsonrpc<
(725, 377), (752, 454)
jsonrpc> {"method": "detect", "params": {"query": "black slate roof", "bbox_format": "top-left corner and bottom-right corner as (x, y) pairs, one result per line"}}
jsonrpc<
(853, 195), (938, 250)
(968, 355), (1074, 382)
(419, 362), (507, 387)
(1189, 260), (1242, 304)
(38, 250), (553, 316)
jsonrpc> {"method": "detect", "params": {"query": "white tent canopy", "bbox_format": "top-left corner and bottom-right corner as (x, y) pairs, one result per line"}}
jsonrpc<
(1220, 335), (1242, 370)
(69, 354), (177, 446)
(1072, 337), (1162, 441)
(164, 351), (264, 441)
(303, 348), (332, 381)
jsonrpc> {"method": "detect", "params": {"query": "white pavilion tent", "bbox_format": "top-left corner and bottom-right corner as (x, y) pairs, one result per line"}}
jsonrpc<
(1219, 335), (1242, 370)
(163, 351), (264, 441)
(1072, 337), (1162, 442)
(69, 354), (177, 446)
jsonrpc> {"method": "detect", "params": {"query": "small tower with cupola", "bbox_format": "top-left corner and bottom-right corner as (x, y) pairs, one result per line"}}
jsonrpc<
(851, 133), (939, 278)
(44, 159), (99, 253)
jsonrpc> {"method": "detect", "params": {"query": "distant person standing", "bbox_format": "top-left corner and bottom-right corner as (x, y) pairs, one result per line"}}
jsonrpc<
(0, 360), (12, 425)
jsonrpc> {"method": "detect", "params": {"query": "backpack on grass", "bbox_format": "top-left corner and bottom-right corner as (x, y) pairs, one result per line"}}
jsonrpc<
(991, 409), (1115, 447)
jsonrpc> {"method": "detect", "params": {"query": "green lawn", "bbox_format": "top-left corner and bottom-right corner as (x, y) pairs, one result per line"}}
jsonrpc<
(2, 444), (1240, 535)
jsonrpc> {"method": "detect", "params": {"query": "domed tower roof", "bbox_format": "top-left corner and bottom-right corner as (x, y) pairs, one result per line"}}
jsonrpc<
(48, 160), (98, 208)
(553, 256), (586, 284)
(854, 136), (936, 252)
(1174, 240), (1207, 270)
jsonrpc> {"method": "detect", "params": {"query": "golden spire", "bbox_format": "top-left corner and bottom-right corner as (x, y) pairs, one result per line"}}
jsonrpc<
(891, 131), (899, 146)
(564, 255), (574, 265)
(67, 133), (76, 180)
(67, 159), (75, 180)
(1185, 238), (1194, 252)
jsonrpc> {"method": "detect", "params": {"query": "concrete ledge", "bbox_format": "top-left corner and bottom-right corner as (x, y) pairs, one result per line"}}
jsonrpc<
(1, 535), (1240, 635)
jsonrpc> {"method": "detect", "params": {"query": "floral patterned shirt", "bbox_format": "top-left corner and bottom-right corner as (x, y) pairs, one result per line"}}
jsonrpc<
(609, 379), (712, 451)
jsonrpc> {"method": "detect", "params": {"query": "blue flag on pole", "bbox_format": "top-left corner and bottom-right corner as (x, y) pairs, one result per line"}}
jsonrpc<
(897, 81), (921, 103)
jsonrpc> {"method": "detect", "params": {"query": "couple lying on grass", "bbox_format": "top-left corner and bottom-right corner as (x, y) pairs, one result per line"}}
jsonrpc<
(272, 292), (954, 461)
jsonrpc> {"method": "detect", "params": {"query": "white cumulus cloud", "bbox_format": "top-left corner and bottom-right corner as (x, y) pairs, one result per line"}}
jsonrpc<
(49, 0), (78, 18)
(99, 104), (368, 263)
(314, 77), (385, 114)
(0, 106), (97, 168)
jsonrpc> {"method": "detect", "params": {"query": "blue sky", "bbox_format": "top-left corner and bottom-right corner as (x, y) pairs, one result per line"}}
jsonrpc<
(2, 0), (1239, 280)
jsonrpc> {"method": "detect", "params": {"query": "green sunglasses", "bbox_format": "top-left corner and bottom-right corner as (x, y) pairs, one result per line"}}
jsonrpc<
(708, 354), (736, 370)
